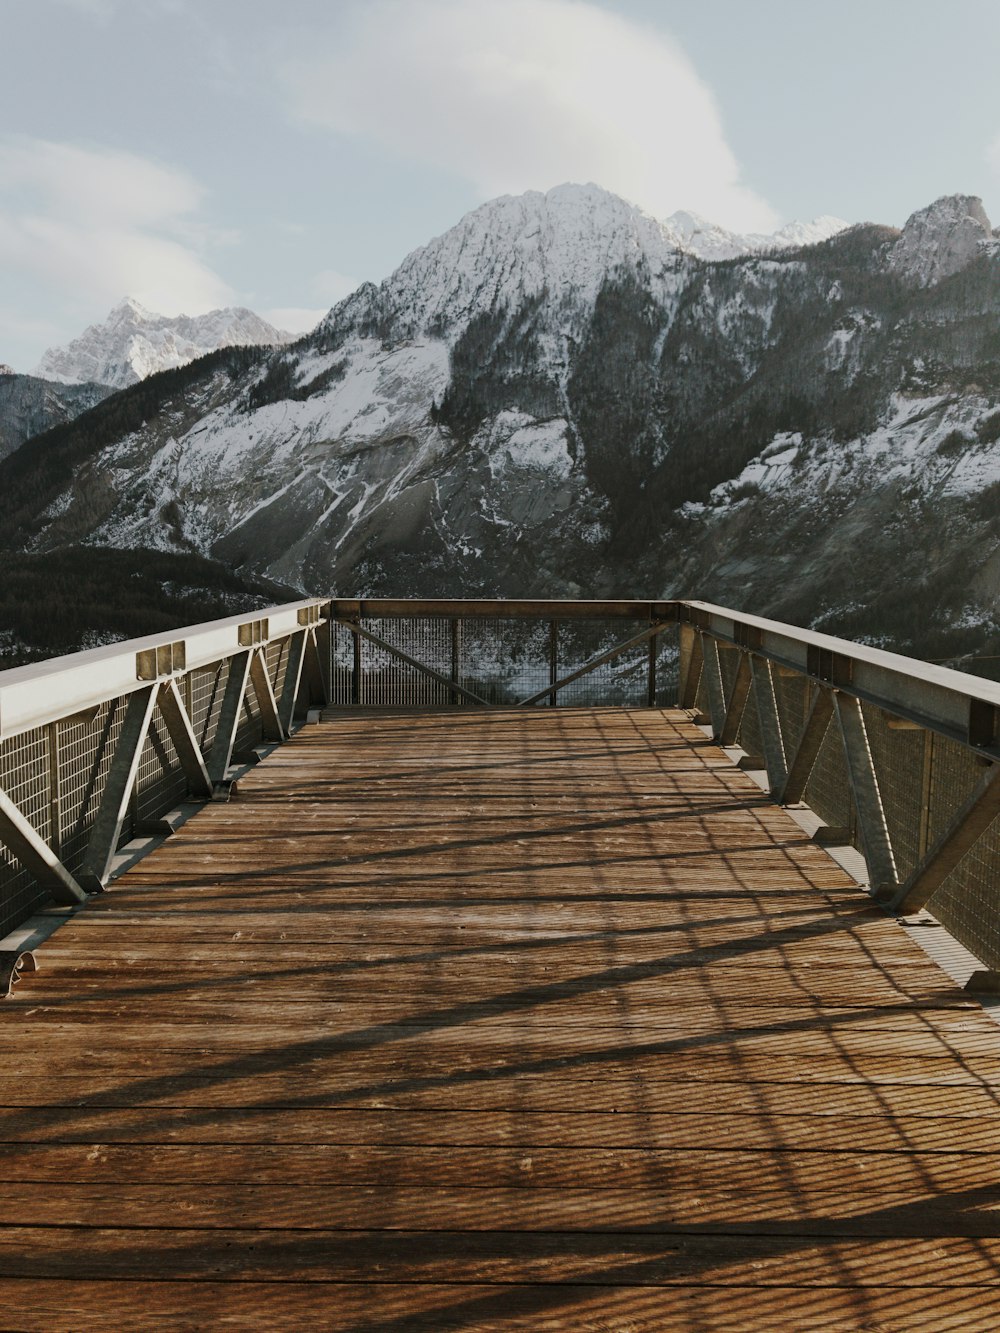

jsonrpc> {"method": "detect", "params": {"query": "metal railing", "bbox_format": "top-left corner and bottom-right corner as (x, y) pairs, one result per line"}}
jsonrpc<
(4, 596), (1000, 982)
(0, 599), (330, 936)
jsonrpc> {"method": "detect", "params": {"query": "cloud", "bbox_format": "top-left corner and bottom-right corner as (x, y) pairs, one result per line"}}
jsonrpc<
(282, 0), (776, 232)
(312, 268), (361, 303)
(0, 139), (233, 323)
(264, 307), (328, 334)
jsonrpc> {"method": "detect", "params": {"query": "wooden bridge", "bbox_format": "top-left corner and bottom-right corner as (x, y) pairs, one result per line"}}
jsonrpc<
(3, 602), (1000, 1327)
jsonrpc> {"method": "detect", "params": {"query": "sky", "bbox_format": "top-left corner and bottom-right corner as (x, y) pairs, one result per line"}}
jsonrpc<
(3, 0), (1000, 370)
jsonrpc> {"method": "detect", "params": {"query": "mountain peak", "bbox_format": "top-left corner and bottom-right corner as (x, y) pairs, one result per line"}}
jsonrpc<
(887, 194), (993, 287)
(34, 302), (295, 389)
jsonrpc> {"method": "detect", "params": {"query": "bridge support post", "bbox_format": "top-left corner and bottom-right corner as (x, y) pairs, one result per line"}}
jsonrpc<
(751, 657), (787, 793)
(250, 648), (284, 742)
(778, 686), (833, 806)
(78, 685), (159, 891)
(720, 653), (752, 746)
(0, 786), (87, 904)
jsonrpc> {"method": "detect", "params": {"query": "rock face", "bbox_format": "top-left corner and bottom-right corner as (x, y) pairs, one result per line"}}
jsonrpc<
(33, 299), (297, 389)
(887, 195), (994, 287)
(0, 373), (110, 461)
(5, 185), (1000, 668)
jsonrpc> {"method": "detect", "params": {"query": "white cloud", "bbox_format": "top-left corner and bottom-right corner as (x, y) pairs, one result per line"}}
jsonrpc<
(313, 268), (361, 303)
(282, 0), (776, 232)
(0, 139), (233, 321)
(265, 307), (328, 334)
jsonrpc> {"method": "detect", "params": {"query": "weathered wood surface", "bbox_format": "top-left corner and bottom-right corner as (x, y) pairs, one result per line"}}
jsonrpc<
(4, 705), (1000, 1330)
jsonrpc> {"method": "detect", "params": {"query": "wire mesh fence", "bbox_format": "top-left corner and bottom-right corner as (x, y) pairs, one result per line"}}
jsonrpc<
(688, 626), (1000, 971)
(330, 615), (678, 707)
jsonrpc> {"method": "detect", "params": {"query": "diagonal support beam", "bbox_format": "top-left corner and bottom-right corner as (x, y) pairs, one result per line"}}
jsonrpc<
(277, 631), (308, 734)
(517, 623), (672, 708)
(834, 692), (897, 897)
(700, 634), (727, 737)
(719, 652), (752, 746)
(334, 619), (491, 706)
(751, 656), (787, 793)
(156, 679), (212, 800)
(301, 627), (329, 708)
(207, 650), (253, 786)
(0, 785), (87, 904)
(78, 685), (158, 891)
(778, 685), (833, 805)
(891, 763), (1000, 915)
(250, 648), (284, 742)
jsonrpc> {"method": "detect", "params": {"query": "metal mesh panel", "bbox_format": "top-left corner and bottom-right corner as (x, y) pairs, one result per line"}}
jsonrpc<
(267, 638), (291, 708)
(861, 703), (928, 881)
(235, 671), (265, 752)
(804, 709), (854, 833)
(190, 661), (229, 754)
(458, 618), (545, 704)
(328, 617), (663, 708)
(0, 725), (52, 936)
(922, 735), (1000, 966)
(368, 618), (453, 705)
(556, 620), (651, 707)
(134, 711), (187, 824)
(737, 678), (764, 763)
(934, 813), (1000, 968)
(773, 672), (811, 763)
(57, 698), (128, 872)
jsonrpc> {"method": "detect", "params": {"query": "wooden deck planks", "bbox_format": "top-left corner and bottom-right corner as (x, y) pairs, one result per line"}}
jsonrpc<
(3, 705), (1000, 1329)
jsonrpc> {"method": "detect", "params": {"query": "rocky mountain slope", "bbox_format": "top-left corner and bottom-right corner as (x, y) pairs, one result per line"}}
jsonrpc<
(0, 368), (110, 461)
(33, 298), (296, 389)
(5, 185), (1000, 667)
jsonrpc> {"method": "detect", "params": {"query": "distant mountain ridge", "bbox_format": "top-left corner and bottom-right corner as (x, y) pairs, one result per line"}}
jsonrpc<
(6, 184), (1000, 669)
(33, 299), (297, 389)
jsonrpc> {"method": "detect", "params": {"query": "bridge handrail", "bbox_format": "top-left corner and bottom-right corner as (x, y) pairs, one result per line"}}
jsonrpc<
(2, 596), (1000, 985)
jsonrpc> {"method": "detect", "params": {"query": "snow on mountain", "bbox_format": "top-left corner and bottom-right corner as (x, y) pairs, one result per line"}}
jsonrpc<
(887, 195), (994, 287)
(33, 298), (297, 389)
(8, 184), (1000, 669)
(663, 209), (849, 261)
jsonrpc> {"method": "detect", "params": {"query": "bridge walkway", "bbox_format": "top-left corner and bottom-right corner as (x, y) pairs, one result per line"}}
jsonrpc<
(1, 706), (999, 1329)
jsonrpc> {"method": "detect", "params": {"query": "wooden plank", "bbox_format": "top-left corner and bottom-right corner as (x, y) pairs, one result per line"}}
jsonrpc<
(0, 705), (998, 1325)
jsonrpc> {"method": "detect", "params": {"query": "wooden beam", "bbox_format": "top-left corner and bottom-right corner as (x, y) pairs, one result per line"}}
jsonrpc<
(333, 619), (491, 706)
(78, 684), (158, 890)
(751, 656), (788, 793)
(516, 624), (671, 708)
(719, 652), (752, 746)
(0, 786), (86, 904)
(778, 686), (833, 805)
(301, 628), (328, 709)
(891, 763), (1000, 915)
(156, 679), (212, 801)
(834, 693), (897, 897)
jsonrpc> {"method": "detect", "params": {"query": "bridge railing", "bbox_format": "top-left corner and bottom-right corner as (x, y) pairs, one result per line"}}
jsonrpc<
(0, 599), (330, 938)
(679, 600), (1000, 979)
(4, 595), (1000, 983)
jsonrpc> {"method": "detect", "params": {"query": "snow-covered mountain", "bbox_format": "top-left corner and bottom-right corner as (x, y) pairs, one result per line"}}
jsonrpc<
(663, 209), (848, 261)
(33, 299), (297, 389)
(6, 184), (1000, 667)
